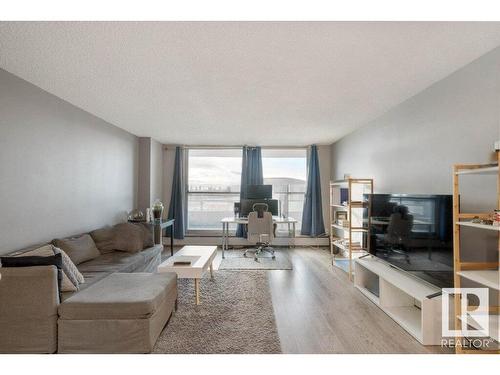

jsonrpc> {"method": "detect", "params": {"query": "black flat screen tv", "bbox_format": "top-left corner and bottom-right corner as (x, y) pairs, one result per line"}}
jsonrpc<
(363, 194), (454, 288)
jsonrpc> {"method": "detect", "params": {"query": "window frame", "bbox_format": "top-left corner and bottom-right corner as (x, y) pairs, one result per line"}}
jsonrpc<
(184, 146), (308, 236)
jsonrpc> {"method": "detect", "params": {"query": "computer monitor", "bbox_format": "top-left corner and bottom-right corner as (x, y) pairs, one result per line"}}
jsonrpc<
(240, 198), (279, 217)
(246, 184), (272, 199)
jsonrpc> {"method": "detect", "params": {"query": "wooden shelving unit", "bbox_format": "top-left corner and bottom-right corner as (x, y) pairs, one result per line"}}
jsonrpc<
(452, 152), (500, 354)
(329, 178), (373, 281)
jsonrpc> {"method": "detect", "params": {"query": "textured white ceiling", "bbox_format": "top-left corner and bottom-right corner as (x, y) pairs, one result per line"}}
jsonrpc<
(1, 22), (500, 146)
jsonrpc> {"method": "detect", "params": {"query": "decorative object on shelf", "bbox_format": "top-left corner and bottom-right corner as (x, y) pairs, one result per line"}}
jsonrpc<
(145, 208), (152, 222)
(335, 211), (347, 221)
(494, 209), (500, 226)
(471, 215), (495, 226)
(127, 209), (145, 222)
(337, 219), (350, 227)
(152, 199), (164, 222)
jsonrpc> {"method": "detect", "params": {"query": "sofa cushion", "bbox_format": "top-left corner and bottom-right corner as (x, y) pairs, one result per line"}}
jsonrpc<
(90, 223), (154, 254)
(112, 223), (144, 253)
(61, 271), (112, 302)
(77, 252), (144, 274)
(58, 272), (177, 320)
(53, 234), (101, 265)
(137, 245), (163, 272)
(135, 223), (154, 249)
(89, 226), (116, 254)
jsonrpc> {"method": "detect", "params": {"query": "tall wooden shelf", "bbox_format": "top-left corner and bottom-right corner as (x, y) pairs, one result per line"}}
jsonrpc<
(452, 152), (500, 354)
(329, 178), (373, 281)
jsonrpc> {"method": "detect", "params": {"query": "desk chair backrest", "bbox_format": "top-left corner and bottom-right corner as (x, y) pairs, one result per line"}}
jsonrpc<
(386, 205), (413, 246)
(247, 207), (274, 244)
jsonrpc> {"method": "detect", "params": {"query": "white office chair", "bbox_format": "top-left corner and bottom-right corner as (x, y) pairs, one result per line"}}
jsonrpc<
(244, 203), (275, 261)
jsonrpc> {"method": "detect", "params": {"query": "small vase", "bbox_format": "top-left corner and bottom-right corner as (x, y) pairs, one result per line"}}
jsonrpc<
(152, 199), (164, 222)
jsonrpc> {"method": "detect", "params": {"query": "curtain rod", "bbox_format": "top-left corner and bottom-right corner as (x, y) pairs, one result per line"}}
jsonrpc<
(163, 145), (314, 150)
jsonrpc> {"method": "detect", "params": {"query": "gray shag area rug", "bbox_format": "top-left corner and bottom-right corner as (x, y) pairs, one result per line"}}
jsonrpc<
(153, 270), (282, 354)
(219, 249), (293, 270)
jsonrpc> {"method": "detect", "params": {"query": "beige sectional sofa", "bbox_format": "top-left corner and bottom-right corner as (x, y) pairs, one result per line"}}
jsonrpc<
(0, 225), (177, 353)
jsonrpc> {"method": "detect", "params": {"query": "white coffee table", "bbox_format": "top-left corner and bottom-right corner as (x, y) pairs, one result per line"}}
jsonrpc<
(157, 245), (217, 305)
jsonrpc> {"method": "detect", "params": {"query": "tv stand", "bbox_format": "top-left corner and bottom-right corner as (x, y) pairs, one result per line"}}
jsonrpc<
(354, 256), (443, 345)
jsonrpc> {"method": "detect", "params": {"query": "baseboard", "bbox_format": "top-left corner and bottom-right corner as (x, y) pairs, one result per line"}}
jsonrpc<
(163, 236), (329, 247)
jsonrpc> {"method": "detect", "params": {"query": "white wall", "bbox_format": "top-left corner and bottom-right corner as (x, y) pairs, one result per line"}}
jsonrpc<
(330, 46), (500, 261)
(137, 137), (151, 212)
(0, 69), (139, 254)
(137, 137), (165, 214)
(150, 139), (164, 205)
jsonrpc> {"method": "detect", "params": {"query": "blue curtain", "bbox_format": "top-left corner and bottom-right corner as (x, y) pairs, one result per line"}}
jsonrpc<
(301, 145), (325, 236)
(167, 146), (185, 239)
(236, 146), (263, 237)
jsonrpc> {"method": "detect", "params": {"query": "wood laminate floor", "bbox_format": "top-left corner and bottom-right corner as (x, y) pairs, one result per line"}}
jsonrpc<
(266, 248), (449, 354)
(166, 245), (450, 354)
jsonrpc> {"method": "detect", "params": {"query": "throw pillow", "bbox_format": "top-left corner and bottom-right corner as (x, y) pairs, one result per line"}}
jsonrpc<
(53, 234), (100, 265)
(89, 226), (116, 254)
(135, 223), (154, 249)
(112, 223), (144, 253)
(52, 246), (85, 285)
(16, 244), (83, 292)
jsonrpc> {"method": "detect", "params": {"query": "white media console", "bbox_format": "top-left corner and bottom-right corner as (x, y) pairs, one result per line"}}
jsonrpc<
(354, 256), (444, 345)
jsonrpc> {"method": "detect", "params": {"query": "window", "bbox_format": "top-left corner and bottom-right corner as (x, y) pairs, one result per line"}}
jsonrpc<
(262, 149), (307, 231)
(186, 147), (307, 233)
(187, 148), (242, 231)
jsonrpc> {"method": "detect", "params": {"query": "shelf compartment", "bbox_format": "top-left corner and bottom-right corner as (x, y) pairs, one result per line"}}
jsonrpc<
(331, 223), (368, 232)
(456, 221), (500, 231)
(330, 204), (348, 209)
(330, 203), (367, 209)
(384, 306), (423, 343)
(356, 257), (439, 300)
(457, 270), (499, 290)
(332, 239), (366, 251)
(356, 285), (380, 305)
(457, 313), (499, 343)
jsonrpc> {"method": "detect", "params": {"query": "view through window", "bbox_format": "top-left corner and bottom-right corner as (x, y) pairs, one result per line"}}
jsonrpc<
(187, 148), (242, 230)
(262, 149), (307, 231)
(186, 148), (307, 232)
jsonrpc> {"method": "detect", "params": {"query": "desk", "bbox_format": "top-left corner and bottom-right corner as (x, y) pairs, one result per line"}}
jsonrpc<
(220, 216), (298, 258)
